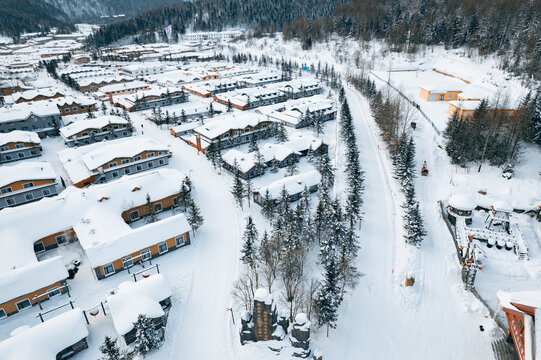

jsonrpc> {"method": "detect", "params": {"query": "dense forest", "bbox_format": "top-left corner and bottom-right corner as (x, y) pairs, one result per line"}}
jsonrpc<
(85, 0), (353, 47)
(283, 0), (541, 81)
(0, 0), (74, 38)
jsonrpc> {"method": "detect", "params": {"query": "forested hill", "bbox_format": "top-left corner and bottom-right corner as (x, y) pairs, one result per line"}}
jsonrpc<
(282, 0), (541, 81)
(85, 0), (354, 47)
(0, 0), (74, 38)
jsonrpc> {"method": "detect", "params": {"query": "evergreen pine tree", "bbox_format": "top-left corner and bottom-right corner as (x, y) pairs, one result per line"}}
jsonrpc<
(145, 194), (158, 223)
(187, 200), (204, 232)
(209, 102), (215, 117)
(285, 154), (299, 176)
(181, 109), (187, 123)
(248, 134), (259, 153)
(99, 336), (121, 360)
(275, 122), (288, 143)
(261, 189), (274, 219)
(227, 99), (233, 112)
(231, 164), (245, 209)
(316, 256), (341, 327)
(101, 101), (108, 115)
(133, 314), (162, 357)
(241, 216), (259, 268)
(245, 177), (253, 207)
(86, 107), (96, 119)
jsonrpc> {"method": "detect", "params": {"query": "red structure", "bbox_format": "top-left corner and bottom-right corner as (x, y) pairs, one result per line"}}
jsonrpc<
(498, 291), (540, 360)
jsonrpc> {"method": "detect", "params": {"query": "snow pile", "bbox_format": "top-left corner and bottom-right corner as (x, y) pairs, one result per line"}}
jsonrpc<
(0, 308), (88, 360)
(107, 274), (172, 335)
(254, 288), (273, 305)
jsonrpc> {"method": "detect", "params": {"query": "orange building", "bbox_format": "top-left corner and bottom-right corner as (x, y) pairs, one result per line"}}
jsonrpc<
(419, 86), (463, 102)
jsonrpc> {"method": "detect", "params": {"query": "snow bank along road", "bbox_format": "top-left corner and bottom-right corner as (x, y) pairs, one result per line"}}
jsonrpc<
(319, 88), (493, 359)
(132, 118), (241, 360)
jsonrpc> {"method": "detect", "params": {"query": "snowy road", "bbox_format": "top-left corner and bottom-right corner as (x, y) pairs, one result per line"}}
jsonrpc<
(319, 88), (494, 359)
(130, 118), (242, 360)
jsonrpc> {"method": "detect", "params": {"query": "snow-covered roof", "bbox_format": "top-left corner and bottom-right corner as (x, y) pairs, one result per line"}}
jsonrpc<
(258, 95), (335, 126)
(11, 88), (63, 102)
(194, 113), (272, 140)
(259, 143), (299, 162)
(0, 308), (88, 360)
(58, 137), (169, 183)
(0, 256), (67, 304)
(448, 194), (475, 211)
(497, 291), (541, 311)
(54, 95), (96, 107)
(458, 85), (490, 100)
(222, 149), (257, 173)
(170, 121), (201, 134)
(0, 169), (185, 270)
(257, 170), (321, 199)
(0, 161), (56, 188)
(100, 80), (149, 93)
(0, 102), (60, 123)
(107, 274), (172, 335)
(449, 100), (481, 111)
(492, 200), (513, 213)
(76, 212), (190, 267)
(59, 115), (128, 138)
(0, 130), (40, 146)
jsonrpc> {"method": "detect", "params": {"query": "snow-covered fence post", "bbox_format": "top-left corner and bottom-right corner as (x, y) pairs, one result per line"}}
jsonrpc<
(226, 307), (236, 325)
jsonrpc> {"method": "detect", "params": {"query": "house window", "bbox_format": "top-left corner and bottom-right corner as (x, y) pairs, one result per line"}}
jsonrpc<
(127, 210), (139, 222)
(154, 203), (162, 212)
(15, 144), (24, 149)
(121, 159), (129, 164)
(148, 162), (154, 168)
(72, 107), (78, 112)
(109, 163), (117, 168)
(34, 242), (45, 252)
(0, 308), (6, 319)
(1, 187), (12, 194)
(439, 94), (444, 100)
(123, 131), (128, 136)
(134, 156), (142, 161)
(23, 182), (34, 188)
(43, 189), (51, 196)
(56, 234), (68, 245)
(18, 153), (25, 158)
(136, 165), (142, 171)
(16, 299), (31, 311)
(47, 287), (61, 297)
(112, 172), (119, 178)
(4, 155), (11, 161)
(159, 159), (164, 165)
(141, 249), (151, 261)
(6, 198), (15, 206)
(0, 146), (8, 151)
(103, 263), (115, 276)
(147, 153), (155, 158)
(175, 236), (186, 247)
(24, 193), (34, 201)
(125, 168), (131, 175)
(122, 256), (133, 269)
(65, 108), (70, 113)
(158, 242), (168, 254)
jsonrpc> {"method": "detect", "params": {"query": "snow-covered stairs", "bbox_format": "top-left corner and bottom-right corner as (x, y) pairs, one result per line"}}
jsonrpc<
(491, 338), (518, 360)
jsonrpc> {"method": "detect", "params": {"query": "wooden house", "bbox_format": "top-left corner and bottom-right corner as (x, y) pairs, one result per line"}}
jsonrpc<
(113, 87), (188, 112)
(59, 116), (131, 147)
(0, 308), (89, 359)
(0, 130), (42, 163)
(55, 96), (97, 117)
(0, 102), (61, 138)
(253, 170), (321, 206)
(448, 100), (517, 120)
(58, 137), (171, 188)
(98, 80), (150, 101)
(13, 89), (64, 103)
(419, 85), (463, 102)
(186, 113), (275, 152)
(0, 161), (58, 209)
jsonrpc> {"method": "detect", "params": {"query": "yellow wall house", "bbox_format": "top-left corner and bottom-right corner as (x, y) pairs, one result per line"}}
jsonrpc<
(420, 86), (463, 102)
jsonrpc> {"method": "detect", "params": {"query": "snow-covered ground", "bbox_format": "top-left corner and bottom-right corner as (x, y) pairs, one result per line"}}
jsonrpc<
(1, 32), (540, 360)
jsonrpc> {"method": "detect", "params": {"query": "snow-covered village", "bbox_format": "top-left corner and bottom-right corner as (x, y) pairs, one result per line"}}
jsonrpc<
(0, 1), (540, 360)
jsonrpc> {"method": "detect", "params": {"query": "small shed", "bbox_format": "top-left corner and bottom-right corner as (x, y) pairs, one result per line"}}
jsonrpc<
(447, 194), (476, 225)
(107, 274), (172, 344)
(0, 308), (89, 360)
